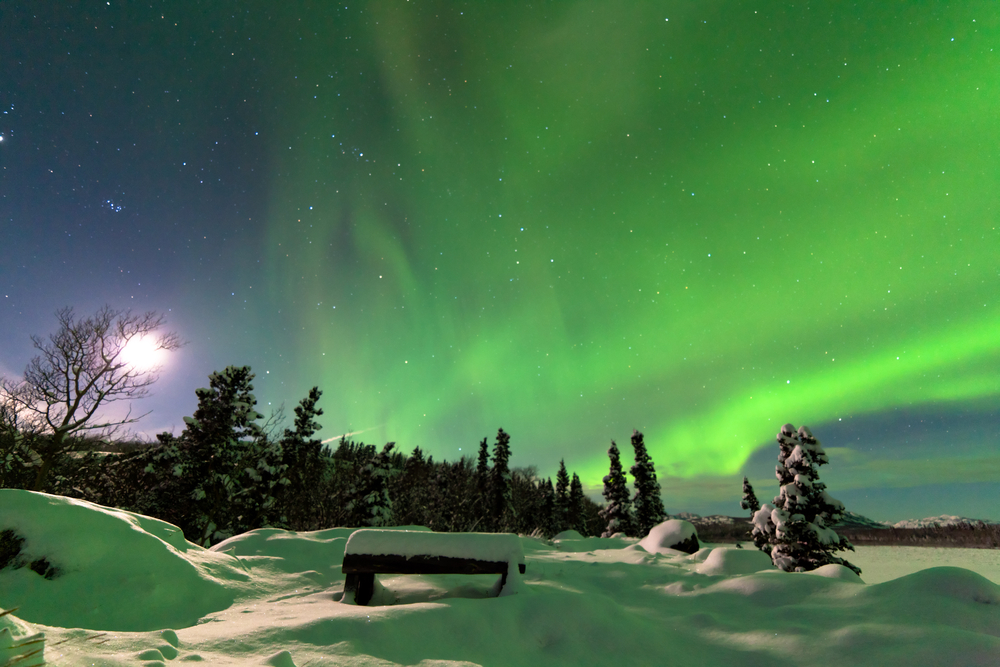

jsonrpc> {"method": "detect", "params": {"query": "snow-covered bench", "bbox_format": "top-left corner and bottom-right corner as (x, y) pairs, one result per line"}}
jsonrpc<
(341, 529), (527, 605)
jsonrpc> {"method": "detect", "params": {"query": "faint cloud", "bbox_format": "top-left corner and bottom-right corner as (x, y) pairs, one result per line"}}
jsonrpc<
(828, 454), (1000, 491)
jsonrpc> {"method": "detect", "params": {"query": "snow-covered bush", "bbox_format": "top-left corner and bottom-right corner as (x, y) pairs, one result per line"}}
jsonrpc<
(751, 423), (860, 575)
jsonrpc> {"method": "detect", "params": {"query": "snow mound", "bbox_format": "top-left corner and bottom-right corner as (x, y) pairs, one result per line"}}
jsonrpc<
(0, 490), (243, 631)
(552, 529), (584, 541)
(803, 563), (864, 582)
(695, 547), (774, 576)
(869, 566), (1000, 605)
(638, 519), (700, 555)
(551, 533), (628, 553)
(686, 547), (713, 563)
(265, 649), (297, 667)
(211, 526), (358, 586)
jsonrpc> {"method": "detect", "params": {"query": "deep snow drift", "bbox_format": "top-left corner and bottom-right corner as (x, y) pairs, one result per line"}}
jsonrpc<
(2, 490), (999, 666)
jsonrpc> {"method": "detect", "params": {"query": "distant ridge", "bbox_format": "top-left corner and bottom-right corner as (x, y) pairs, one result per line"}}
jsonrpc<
(884, 515), (1000, 529)
(834, 510), (892, 530)
(676, 511), (999, 530)
(674, 511), (890, 529)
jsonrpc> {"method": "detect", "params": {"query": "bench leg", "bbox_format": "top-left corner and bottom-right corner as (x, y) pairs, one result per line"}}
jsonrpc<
(344, 573), (376, 605)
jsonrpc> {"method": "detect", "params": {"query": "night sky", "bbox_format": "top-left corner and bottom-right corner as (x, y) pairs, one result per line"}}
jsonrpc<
(2, 2), (998, 521)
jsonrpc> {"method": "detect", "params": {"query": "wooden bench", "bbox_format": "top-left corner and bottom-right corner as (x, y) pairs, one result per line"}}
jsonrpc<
(341, 529), (527, 605)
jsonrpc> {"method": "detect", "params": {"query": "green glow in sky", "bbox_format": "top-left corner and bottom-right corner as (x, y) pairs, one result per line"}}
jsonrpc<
(256, 2), (999, 489)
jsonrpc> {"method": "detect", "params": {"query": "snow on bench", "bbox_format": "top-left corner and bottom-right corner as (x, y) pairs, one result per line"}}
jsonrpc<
(341, 529), (527, 605)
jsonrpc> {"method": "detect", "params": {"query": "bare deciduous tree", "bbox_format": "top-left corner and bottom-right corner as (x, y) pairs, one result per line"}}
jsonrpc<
(0, 305), (182, 490)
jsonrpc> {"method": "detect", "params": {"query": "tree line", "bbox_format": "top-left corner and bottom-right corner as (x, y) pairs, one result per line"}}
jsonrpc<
(1, 364), (616, 546)
(2, 306), (862, 578)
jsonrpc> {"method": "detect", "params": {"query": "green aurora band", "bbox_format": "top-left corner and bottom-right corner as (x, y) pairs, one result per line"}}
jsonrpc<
(255, 2), (999, 487)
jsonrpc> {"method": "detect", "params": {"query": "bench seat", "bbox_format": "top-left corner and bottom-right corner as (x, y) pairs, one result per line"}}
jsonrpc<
(341, 530), (526, 605)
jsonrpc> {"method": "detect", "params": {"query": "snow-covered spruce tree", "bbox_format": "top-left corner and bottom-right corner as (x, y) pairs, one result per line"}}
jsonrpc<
(553, 459), (571, 533)
(489, 428), (515, 532)
(629, 430), (668, 537)
(740, 476), (760, 515)
(568, 472), (586, 534)
(600, 440), (636, 537)
(751, 424), (860, 575)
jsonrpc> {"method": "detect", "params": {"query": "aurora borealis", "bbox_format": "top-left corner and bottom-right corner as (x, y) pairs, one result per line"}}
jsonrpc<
(2, 2), (998, 520)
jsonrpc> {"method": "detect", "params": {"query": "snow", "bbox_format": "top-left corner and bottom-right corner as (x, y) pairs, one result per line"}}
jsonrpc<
(551, 529), (583, 541)
(695, 546), (774, 576)
(638, 518), (699, 554)
(2, 489), (1000, 666)
(345, 529), (525, 567)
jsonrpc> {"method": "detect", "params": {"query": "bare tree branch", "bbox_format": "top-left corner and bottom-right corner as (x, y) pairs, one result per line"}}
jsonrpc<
(0, 305), (183, 490)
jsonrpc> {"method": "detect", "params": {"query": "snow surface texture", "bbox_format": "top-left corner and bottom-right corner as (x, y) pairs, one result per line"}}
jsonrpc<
(2, 490), (1000, 666)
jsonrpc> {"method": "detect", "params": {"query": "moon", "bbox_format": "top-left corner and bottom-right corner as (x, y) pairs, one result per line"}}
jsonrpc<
(120, 336), (167, 371)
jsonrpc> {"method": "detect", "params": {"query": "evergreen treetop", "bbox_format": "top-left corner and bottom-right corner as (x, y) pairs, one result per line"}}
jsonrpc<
(184, 365), (264, 447)
(569, 473), (585, 534)
(629, 430), (667, 537)
(488, 428), (514, 531)
(283, 386), (323, 445)
(740, 476), (760, 515)
(476, 437), (490, 480)
(600, 439), (635, 537)
(554, 459), (571, 532)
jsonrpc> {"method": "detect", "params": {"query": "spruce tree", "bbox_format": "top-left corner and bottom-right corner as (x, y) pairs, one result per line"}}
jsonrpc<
(568, 472), (586, 535)
(476, 437), (490, 482)
(554, 459), (571, 533)
(629, 429), (667, 537)
(475, 437), (491, 529)
(278, 387), (324, 530)
(600, 440), (635, 537)
(751, 424), (860, 575)
(488, 428), (514, 532)
(541, 477), (556, 537)
(740, 476), (760, 515)
(393, 447), (433, 527)
(178, 366), (266, 545)
(357, 442), (396, 527)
